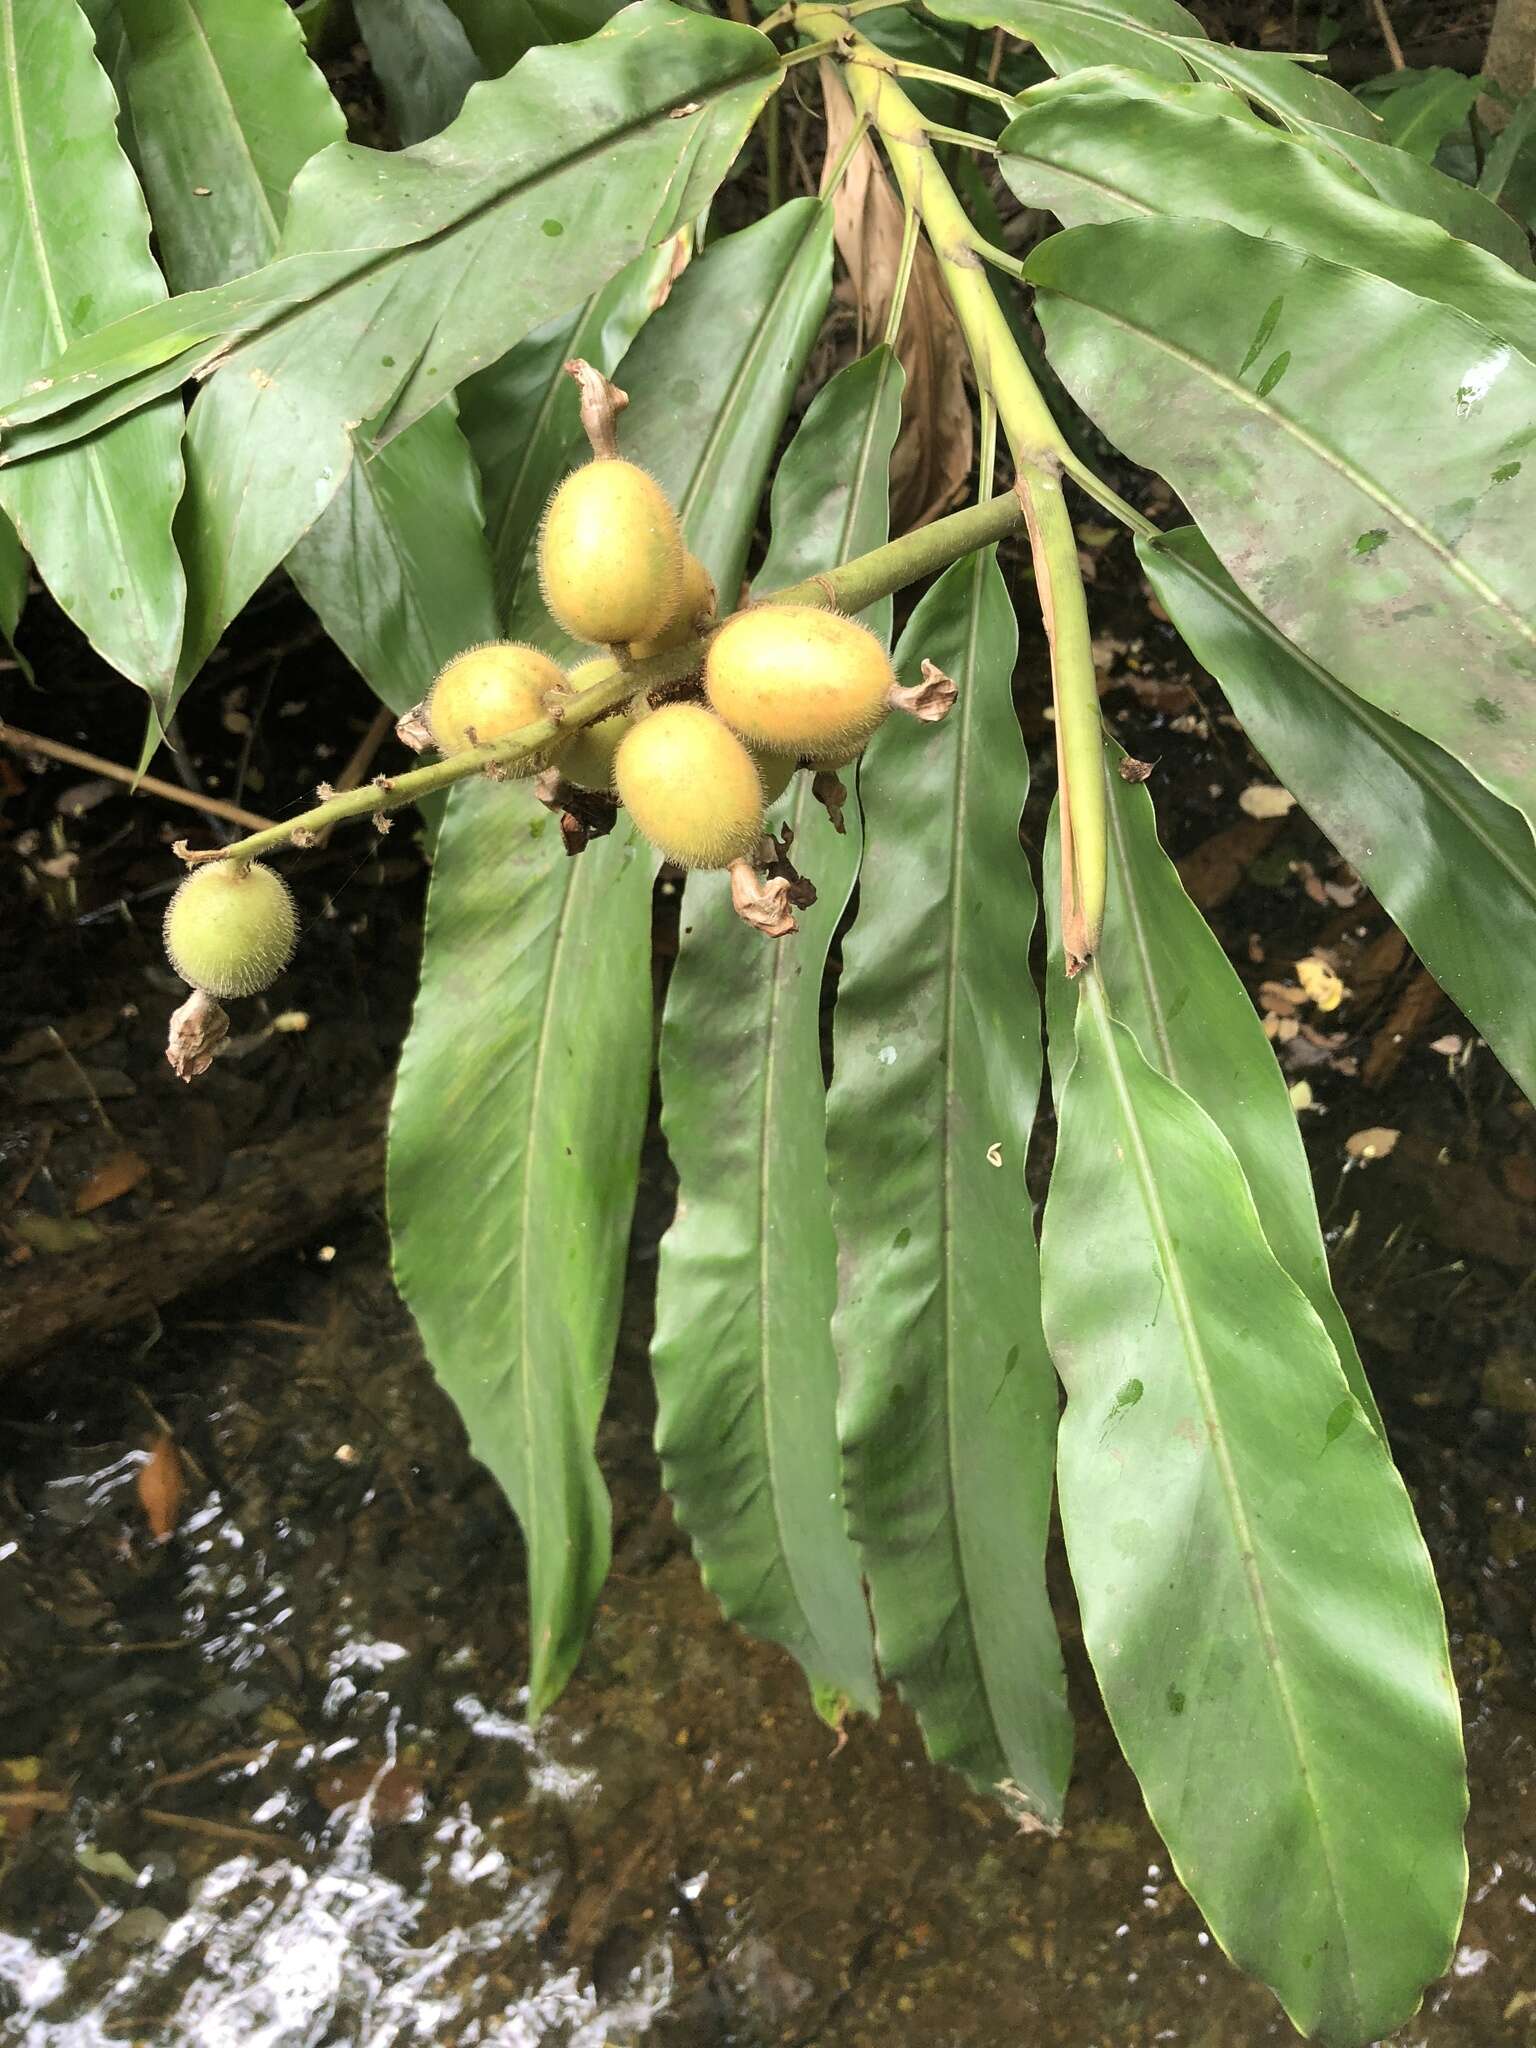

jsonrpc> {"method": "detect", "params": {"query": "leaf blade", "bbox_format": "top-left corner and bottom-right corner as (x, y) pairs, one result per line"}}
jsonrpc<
(0, 0), (185, 706)
(1140, 526), (1536, 1105)
(389, 199), (833, 1718)
(828, 547), (1072, 1815)
(1026, 216), (1536, 833)
(652, 336), (890, 1718)
(1039, 969), (1466, 2044)
(1045, 748), (1383, 1433)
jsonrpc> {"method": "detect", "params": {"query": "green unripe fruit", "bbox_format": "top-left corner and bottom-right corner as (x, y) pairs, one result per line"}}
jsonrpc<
(615, 703), (765, 870)
(427, 642), (568, 767)
(539, 459), (685, 646)
(706, 605), (894, 758)
(164, 859), (298, 999)
(556, 658), (629, 792)
(629, 552), (717, 661)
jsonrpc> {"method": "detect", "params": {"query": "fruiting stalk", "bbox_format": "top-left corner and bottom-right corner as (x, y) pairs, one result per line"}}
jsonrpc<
(176, 487), (1030, 869)
(806, 12), (1106, 964)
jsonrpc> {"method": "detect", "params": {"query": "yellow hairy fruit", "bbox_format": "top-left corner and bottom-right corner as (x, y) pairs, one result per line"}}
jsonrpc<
(629, 552), (718, 661)
(615, 703), (765, 869)
(539, 459), (684, 645)
(164, 860), (298, 999)
(427, 642), (568, 768)
(706, 604), (894, 758)
(556, 658), (629, 791)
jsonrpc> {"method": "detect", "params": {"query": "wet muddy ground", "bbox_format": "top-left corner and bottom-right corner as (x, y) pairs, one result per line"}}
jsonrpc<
(3, 505), (1535, 2046)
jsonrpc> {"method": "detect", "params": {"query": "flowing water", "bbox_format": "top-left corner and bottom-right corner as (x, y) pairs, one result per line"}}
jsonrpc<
(1, 1134), (1533, 2048)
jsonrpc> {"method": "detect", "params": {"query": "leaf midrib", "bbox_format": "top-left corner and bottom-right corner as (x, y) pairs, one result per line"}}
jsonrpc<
(1081, 970), (1361, 2013)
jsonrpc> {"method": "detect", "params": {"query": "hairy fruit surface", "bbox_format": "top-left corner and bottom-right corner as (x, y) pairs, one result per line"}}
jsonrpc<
(539, 459), (684, 646)
(427, 642), (568, 767)
(556, 659), (630, 791)
(629, 552), (718, 661)
(164, 860), (298, 999)
(615, 703), (764, 869)
(705, 605), (894, 757)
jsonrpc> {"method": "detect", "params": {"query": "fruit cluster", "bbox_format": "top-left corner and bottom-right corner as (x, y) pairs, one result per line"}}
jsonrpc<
(415, 450), (900, 877)
(162, 364), (951, 1072)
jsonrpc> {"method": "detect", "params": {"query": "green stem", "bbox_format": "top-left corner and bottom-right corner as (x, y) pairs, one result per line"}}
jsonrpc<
(180, 489), (1029, 868)
(807, 9), (1106, 958)
(883, 56), (1017, 111)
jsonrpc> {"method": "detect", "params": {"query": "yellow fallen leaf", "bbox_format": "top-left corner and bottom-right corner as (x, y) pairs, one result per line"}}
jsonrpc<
(1295, 956), (1349, 1012)
(1288, 1080), (1314, 1112)
(1346, 1127), (1400, 1161)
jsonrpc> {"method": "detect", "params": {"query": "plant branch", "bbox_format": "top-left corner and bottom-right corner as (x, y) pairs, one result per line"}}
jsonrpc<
(174, 489), (1028, 868)
(808, 10), (1106, 961)
(0, 718), (274, 833)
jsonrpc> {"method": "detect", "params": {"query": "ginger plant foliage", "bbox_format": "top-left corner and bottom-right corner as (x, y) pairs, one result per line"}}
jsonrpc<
(11, 2), (1536, 2040)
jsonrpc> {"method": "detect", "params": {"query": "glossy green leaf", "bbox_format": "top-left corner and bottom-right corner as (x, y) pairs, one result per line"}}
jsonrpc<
(654, 337), (888, 1719)
(1355, 65), (1482, 161)
(1044, 751), (1382, 1433)
(1140, 527), (1536, 1106)
(288, 405), (500, 714)
(390, 801), (653, 1719)
(1027, 218), (1536, 833)
(1305, 121), (1535, 271)
(443, 0), (625, 74)
(121, 0), (345, 293)
(827, 548), (1070, 1815)
(0, 2), (780, 695)
(389, 205), (826, 1717)
(1000, 73), (1536, 359)
(354, 0), (483, 144)
(923, 0), (1375, 133)
(115, 0), (488, 722)
(1039, 967), (1466, 2045)
(462, 240), (681, 622)
(0, 0), (184, 709)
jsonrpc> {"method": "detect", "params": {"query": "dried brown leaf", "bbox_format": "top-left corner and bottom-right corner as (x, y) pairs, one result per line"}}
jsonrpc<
(820, 66), (971, 532)
(138, 1433), (185, 1544)
(73, 1150), (150, 1216)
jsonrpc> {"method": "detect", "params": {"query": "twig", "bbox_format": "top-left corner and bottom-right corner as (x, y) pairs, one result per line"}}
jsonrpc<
(149, 1739), (308, 1795)
(0, 719), (274, 833)
(1369, 0), (1406, 69)
(0, 1788), (67, 1810)
(140, 1807), (293, 1852)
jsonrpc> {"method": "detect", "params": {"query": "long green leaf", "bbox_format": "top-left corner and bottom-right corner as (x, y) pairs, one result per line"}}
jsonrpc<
(0, 2), (779, 695)
(461, 241), (680, 622)
(390, 198), (833, 1719)
(1039, 968), (1466, 2045)
(923, 0), (1374, 133)
(0, 0), (184, 709)
(653, 338), (891, 1720)
(1000, 73), (1536, 360)
(1140, 527), (1536, 1105)
(121, 0), (345, 292)
(0, 510), (28, 670)
(353, 0), (483, 144)
(827, 547), (1071, 1815)
(923, 0), (1530, 258)
(1026, 217), (1536, 834)
(1044, 750), (1383, 1433)
(116, 0), (492, 719)
(1356, 65), (1482, 161)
